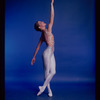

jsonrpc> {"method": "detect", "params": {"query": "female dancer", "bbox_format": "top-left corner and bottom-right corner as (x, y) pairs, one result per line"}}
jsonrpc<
(31, 0), (56, 97)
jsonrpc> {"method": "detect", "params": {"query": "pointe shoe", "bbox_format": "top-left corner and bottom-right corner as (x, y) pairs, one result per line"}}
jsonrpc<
(37, 86), (44, 96)
(39, 86), (42, 90)
(48, 91), (53, 97)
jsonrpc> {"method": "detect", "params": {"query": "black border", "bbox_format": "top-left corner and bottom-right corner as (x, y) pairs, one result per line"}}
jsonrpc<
(95, 0), (100, 100)
(0, 0), (5, 100)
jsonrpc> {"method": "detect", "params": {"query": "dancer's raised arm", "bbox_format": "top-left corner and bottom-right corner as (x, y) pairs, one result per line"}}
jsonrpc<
(47, 0), (54, 32)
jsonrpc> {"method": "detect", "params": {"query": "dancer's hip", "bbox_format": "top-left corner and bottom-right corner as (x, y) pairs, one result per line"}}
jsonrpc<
(43, 46), (54, 57)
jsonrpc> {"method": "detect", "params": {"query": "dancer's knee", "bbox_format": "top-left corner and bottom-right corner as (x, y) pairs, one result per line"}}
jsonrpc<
(51, 71), (56, 76)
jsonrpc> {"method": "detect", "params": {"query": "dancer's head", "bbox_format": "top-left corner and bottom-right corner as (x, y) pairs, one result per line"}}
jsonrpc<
(34, 21), (46, 31)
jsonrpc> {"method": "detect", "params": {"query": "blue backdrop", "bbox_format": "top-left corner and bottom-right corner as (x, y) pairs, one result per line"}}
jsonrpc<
(5, 0), (95, 89)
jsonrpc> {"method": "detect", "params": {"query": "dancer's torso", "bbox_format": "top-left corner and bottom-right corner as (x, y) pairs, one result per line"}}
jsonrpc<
(41, 29), (54, 52)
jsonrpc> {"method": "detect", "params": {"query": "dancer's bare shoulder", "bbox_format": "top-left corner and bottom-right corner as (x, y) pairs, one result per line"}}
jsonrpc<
(47, 24), (52, 34)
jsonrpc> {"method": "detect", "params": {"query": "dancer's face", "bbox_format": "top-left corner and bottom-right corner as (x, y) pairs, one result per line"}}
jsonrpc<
(38, 21), (46, 27)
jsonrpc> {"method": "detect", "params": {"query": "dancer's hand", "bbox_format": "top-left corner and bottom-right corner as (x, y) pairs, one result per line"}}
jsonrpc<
(31, 57), (35, 65)
(51, 0), (54, 4)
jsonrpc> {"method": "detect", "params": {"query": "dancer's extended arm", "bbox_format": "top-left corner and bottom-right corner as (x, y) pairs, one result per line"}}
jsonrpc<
(31, 35), (43, 65)
(47, 0), (54, 32)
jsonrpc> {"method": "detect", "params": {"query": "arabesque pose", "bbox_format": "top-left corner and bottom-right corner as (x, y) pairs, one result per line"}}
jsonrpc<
(31, 0), (56, 97)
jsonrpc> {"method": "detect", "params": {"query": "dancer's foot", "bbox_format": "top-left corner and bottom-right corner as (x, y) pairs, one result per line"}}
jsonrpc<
(48, 90), (53, 97)
(37, 86), (45, 96)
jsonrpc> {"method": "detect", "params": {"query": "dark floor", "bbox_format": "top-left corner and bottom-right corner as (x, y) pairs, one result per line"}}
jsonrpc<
(5, 81), (95, 100)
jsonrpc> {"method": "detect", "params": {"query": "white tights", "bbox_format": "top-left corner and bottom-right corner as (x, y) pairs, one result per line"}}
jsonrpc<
(37, 46), (56, 97)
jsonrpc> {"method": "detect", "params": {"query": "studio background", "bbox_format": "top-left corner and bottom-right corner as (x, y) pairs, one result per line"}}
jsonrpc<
(5, 0), (95, 100)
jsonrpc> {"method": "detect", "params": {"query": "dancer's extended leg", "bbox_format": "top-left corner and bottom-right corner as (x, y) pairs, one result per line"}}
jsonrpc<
(37, 50), (56, 96)
(37, 70), (55, 96)
(43, 53), (56, 97)
(37, 49), (56, 96)
(37, 48), (51, 96)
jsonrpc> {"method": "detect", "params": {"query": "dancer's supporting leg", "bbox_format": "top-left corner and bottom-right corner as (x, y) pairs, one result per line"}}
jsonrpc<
(47, 53), (56, 97)
(44, 70), (52, 97)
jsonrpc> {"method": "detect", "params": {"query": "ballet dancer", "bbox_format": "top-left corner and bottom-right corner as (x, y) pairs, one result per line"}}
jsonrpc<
(31, 0), (56, 97)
